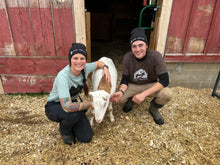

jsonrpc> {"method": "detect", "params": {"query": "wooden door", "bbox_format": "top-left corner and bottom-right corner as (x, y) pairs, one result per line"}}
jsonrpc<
(165, 0), (220, 62)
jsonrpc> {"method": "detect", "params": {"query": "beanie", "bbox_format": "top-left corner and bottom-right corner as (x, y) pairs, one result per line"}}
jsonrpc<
(68, 43), (87, 64)
(130, 27), (148, 45)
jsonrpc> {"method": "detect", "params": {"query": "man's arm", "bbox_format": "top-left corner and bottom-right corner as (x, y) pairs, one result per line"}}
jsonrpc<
(110, 74), (129, 103)
(132, 72), (169, 104)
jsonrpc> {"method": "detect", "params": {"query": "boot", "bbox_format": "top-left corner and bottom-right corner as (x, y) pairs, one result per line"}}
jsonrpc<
(59, 125), (75, 145)
(123, 97), (134, 113)
(61, 134), (75, 145)
(148, 99), (164, 125)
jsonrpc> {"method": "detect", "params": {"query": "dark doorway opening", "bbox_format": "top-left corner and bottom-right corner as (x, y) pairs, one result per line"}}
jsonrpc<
(85, 0), (155, 61)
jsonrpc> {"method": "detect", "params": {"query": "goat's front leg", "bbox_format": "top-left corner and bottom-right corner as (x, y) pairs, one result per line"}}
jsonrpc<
(108, 102), (115, 122)
(90, 110), (95, 126)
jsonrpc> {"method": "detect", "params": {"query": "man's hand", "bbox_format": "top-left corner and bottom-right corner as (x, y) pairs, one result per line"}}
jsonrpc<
(132, 93), (146, 104)
(110, 91), (123, 103)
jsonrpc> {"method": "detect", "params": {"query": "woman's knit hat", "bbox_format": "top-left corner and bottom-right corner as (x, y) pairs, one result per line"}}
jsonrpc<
(130, 27), (149, 45)
(68, 43), (87, 64)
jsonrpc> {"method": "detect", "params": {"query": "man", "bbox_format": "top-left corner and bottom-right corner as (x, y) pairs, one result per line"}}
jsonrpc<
(110, 27), (172, 125)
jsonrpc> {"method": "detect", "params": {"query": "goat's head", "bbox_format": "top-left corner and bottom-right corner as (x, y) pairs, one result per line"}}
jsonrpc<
(89, 90), (110, 123)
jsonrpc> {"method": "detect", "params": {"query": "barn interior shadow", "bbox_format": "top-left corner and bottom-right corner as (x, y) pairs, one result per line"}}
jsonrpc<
(86, 0), (154, 63)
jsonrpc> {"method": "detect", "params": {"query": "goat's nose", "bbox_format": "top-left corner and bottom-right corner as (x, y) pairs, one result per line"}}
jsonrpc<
(96, 119), (101, 123)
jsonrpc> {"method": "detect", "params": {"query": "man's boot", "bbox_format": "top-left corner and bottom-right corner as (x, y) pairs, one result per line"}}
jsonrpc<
(148, 99), (164, 125)
(123, 97), (134, 113)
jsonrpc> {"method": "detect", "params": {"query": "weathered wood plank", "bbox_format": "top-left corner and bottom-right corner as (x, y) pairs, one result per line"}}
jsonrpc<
(0, 57), (68, 75)
(6, 0), (35, 55)
(1, 75), (55, 93)
(86, 12), (91, 62)
(184, 0), (216, 54)
(204, 0), (220, 54)
(29, 0), (56, 56)
(6, 0), (56, 56)
(165, 0), (193, 54)
(50, 0), (75, 57)
(73, 0), (86, 45)
(0, 76), (4, 94)
(156, 0), (173, 55)
(0, 0), (16, 55)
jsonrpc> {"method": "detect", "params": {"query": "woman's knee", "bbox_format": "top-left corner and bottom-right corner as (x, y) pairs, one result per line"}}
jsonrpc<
(77, 133), (93, 143)
(45, 102), (60, 122)
(66, 111), (84, 121)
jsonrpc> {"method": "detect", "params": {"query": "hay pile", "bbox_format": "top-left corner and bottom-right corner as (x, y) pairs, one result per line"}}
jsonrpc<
(0, 87), (219, 165)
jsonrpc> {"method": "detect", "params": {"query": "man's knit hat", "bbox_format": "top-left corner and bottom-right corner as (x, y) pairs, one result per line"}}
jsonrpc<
(68, 43), (87, 64)
(130, 27), (148, 45)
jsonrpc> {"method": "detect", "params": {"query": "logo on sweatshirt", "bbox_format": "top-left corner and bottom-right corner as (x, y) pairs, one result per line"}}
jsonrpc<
(134, 69), (148, 81)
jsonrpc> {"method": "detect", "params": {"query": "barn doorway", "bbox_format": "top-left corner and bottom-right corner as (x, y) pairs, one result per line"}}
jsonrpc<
(85, 0), (155, 62)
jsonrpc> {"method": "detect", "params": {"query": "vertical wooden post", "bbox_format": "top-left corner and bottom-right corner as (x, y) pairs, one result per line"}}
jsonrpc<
(86, 12), (91, 63)
(156, 0), (173, 55)
(72, 0), (86, 45)
(0, 77), (4, 94)
(150, 0), (173, 56)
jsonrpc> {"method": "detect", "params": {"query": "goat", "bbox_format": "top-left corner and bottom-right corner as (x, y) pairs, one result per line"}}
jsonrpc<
(89, 57), (117, 126)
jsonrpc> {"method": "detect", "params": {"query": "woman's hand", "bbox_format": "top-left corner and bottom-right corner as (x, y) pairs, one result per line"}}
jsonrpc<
(80, 101), (93, 110)
(95, 61), (111, 83)
(102, 67), (111, 83)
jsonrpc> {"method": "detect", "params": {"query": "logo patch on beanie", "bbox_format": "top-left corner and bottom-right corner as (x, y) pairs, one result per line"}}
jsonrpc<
(130, 37), (146, 44)
(70, 49), (87, 56)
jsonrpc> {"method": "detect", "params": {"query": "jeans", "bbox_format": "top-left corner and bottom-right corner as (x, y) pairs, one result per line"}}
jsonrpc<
(45, 101), (93, 143)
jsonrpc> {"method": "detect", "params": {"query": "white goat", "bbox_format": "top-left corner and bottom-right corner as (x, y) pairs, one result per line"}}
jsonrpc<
(89, 57), (117, 126)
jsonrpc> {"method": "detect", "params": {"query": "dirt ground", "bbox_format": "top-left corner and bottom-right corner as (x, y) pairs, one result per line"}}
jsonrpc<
(1, 41), (220, 164)
(0, 86), (219, 165)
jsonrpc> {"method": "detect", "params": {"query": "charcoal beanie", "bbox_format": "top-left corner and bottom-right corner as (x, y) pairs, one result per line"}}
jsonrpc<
(68, 43), (87, 64)
(130, 27), (148, 45)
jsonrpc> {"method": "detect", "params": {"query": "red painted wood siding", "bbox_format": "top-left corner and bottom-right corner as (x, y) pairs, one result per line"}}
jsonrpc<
(0, 0), (75, 93)
(165, 0), (220, 62)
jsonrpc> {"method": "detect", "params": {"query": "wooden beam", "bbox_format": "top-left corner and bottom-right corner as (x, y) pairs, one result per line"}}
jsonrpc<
(0, 57), (68, 75)
(0, 76), (4, 94)
(2, 75), (55, 93)
(155, 0), (173, 56)
(86, 12), (91, 63)
(72, 0), (86, 45)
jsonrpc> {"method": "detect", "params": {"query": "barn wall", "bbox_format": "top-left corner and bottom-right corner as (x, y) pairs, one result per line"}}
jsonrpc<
(155, 0), (220, 89)
(0, 0), (86, 94)
(164, 0), (220, 62)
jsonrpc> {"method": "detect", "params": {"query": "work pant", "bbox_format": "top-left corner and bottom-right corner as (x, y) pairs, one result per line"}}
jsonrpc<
(118, 83), (172, 105)
(45, 101), (93, 143)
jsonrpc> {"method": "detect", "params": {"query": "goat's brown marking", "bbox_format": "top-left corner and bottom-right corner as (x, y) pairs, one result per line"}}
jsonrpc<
(98, 75), (112, 93)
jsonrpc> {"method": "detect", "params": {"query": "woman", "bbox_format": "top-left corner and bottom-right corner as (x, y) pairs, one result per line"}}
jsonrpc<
(45, 43), (111, 145)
